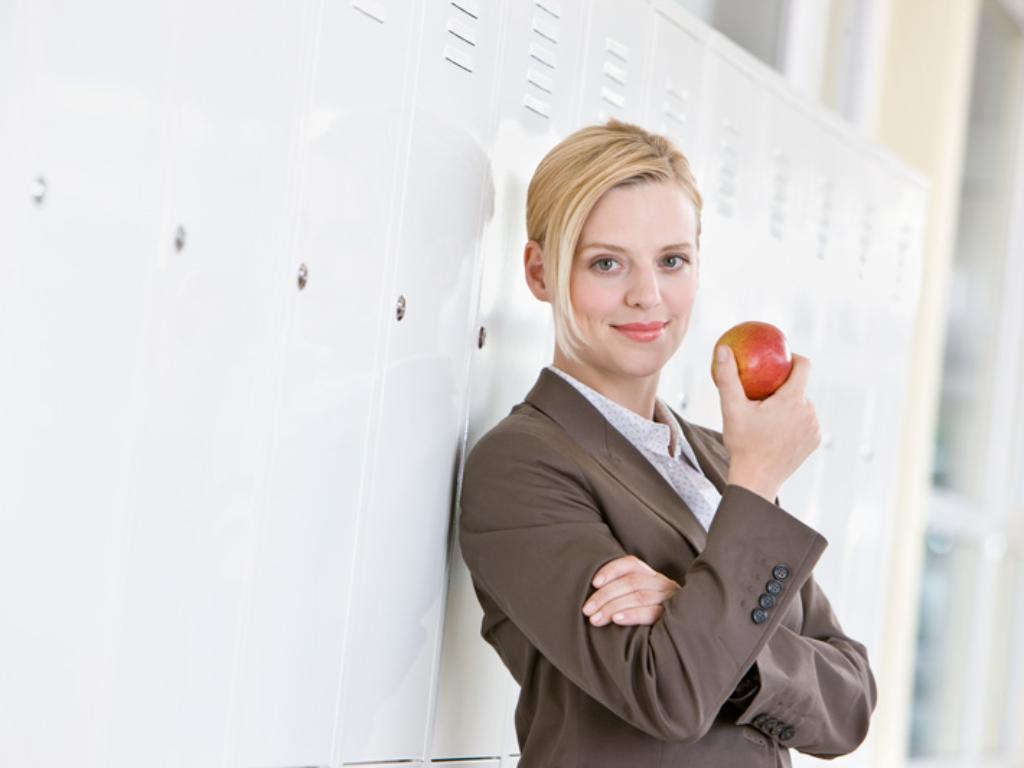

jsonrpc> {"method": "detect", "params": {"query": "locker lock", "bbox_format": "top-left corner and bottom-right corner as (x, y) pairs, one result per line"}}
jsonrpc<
(297, 263), (308, 290)
(396, 295), (406, 321)
(174, 225), (186, 252)
(478, 326), (486, 349)
(31, 176), (46, 205)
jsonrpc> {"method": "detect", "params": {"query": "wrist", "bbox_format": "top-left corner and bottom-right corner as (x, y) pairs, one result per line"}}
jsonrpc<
(726, 467), (779, 503)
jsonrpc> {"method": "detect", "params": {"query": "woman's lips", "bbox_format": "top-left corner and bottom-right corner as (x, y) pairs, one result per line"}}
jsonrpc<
(613, 321), (667, 342)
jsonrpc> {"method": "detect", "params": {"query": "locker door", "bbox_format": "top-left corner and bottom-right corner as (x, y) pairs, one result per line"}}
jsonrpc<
(790, 125), (852, 535)
(750, 89), (821, 520)
(337, 0), (506, 761)
(430, 0), (593, 758)
(229, 1), (419, 766)
(840, 153), (899, 657)
(809, 137), (874, 606)
(0, 3), (177, 766)
(107, 3), (315, 766)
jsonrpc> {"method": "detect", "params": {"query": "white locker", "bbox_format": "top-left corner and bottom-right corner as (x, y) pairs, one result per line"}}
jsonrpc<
(430, 0), (594, 758)
(229, 0), (419, 766)
(0, 3), (177, 767)
(336, 0), (505, 761)
(811, 139), (877, 612)
(105, 2), (315, 766)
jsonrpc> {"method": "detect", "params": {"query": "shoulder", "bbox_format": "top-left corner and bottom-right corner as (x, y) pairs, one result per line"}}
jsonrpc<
(464, 401), (587, 480)
(459, 403), (601, 529)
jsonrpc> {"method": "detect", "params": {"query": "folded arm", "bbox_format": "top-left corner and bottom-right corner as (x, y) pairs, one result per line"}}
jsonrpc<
(458, 426), (828, 742)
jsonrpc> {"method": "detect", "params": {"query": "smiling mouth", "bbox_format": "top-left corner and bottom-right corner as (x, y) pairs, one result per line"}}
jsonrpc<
(612, 320), (669, 331)
(613, 322), (668, 341)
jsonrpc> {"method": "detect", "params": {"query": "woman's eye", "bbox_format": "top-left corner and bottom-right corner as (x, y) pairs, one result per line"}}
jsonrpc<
(592, 255), (690, 272)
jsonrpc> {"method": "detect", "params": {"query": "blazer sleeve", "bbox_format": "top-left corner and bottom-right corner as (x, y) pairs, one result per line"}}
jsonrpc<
(732, 571), (878, 757)
(458, 425), (829, 743)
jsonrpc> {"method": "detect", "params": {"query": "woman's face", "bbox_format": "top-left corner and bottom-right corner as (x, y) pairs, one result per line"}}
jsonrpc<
(564, 180), (699, 383)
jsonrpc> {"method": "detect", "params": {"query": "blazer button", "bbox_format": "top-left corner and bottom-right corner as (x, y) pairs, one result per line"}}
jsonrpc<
(758, 593), (777, 609)
(766, 579), (784, 595)
(751, 608), (769, 624)
(752, 713), (769, 728)
(779, 726), (795, 741)
(761, 717), (778, 734)
(768, 721), (785, 737)
(773, 564), (791, 581)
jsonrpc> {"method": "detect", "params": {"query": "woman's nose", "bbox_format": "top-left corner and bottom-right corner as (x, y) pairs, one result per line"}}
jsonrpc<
(625, 265), (662, 308)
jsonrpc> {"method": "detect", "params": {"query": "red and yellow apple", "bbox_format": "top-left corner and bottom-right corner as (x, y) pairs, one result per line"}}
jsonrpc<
(711, 321), (793, 400)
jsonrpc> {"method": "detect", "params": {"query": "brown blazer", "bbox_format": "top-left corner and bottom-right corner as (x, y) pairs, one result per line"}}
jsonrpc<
(458, 366), (877, 767)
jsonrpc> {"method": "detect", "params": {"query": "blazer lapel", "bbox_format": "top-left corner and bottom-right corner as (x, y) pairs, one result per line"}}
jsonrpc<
(524, 367), (725, 555)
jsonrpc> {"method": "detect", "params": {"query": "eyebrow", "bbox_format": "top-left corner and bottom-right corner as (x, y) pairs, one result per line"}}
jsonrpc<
(579, 241), (695, 252)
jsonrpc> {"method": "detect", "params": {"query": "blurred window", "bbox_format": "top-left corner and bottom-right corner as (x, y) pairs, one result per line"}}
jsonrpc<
(908, 532), (980, 758)
(911, 0), (1024, 765)
(932, 0), (1024, 500)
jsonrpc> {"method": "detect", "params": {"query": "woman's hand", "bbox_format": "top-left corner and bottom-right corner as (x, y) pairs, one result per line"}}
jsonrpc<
(581, 555), (680, 626)
(712, 346), (821, 502)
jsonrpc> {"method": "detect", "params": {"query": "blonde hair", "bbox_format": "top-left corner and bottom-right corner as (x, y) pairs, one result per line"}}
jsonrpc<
(525, 117), (703, 365)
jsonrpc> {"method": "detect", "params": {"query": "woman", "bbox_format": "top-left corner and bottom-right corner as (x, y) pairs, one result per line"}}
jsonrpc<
(458, 118), (876, 767)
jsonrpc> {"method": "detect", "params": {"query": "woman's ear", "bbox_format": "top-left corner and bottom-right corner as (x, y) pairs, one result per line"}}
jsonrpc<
(523, 240), (552, 302)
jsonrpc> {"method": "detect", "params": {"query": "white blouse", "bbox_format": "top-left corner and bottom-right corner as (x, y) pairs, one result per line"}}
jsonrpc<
(546, 365), (722, 530)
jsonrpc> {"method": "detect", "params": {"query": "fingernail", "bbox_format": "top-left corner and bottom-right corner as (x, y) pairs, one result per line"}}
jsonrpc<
(613, 613), (624, 622)
(583, 602), (595, 614)
(594, 575), (605, 586)
(717, 346), (728, 363)
(591, 612), (603, 623)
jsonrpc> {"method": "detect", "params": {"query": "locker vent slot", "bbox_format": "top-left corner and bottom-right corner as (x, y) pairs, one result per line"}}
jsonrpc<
(770, 150), (790, 241)
(599, 36), (629, 113)
(524, 3), (562, 119)
(351, 0), (386, 24)
(444, 1), (478, 73)
(662, 78), (689, 127)
(535, 0), (561, 19)
(451, 0), (479, 19)
(716, 119), (739, 218)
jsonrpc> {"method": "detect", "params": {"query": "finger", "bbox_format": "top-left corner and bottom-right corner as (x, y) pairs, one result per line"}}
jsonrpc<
(711, 344), (748, 404)
(590, 598), (661, 626)
(591, 554), (652, 588)
(600, 605), (664, 627)
(599, 589), (671, 617)
(584, 579), (676, 619)
(583, 575), (645, 616)
(777, 353), (810, 396)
